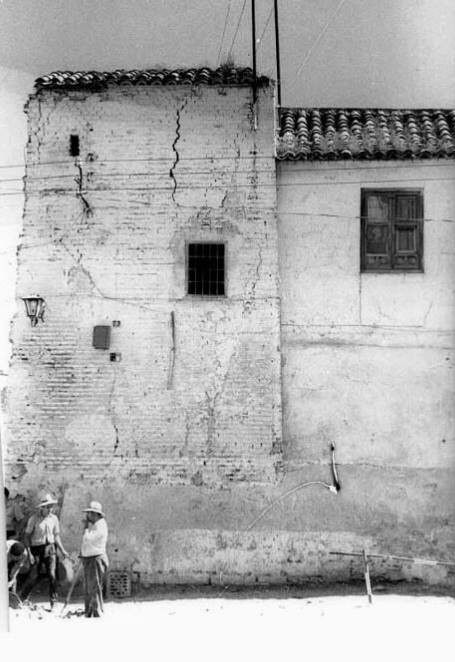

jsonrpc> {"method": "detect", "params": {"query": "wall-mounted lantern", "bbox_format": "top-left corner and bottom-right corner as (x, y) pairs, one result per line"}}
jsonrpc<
(22, 296), (46, 327)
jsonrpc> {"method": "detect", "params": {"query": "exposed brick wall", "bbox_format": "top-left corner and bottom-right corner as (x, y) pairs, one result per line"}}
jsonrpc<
(5, 84), (282, 488)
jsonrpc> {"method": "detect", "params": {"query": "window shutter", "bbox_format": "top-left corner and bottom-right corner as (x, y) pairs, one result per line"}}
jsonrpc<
(361, 189), (423, 272)
(361, 192), (392, 270)
(392, 193), (423, 270)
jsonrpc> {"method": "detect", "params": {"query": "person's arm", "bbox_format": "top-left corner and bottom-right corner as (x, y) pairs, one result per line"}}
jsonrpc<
(13, 501), (24, 523)
(23, 518), (36, 565)
(53, 518), (69, 557)
(7, 556), (26, 589)
(54, 533), (69, 557)
(83, 527), (105, 547)
(24, 515), (34, 551)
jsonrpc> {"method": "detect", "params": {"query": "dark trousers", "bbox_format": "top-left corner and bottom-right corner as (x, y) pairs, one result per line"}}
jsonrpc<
(82, 556), (107, 617)
(21, 544), (58, 604)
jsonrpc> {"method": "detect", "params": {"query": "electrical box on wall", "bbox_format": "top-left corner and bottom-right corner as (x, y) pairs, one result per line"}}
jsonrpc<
(93, 325), (111, 350)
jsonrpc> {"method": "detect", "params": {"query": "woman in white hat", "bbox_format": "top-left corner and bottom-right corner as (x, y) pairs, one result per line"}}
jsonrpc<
(81, 500), (109, 617)
(22, 493), (69, 608)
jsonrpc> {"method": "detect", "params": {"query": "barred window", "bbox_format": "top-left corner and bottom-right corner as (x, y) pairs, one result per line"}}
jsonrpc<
(187, 243), (225, 296)
(361, 190), (423, 272)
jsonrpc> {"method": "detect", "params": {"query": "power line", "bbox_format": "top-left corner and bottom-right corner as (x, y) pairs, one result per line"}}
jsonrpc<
(295, 0), (349, 78)
(0, 158), (455, 187)
(277, 210), (455, 224)
(0, 154), (275, 170)
(1, 154), (455, 172)
(1, 192), (454, 226)
(216, 1), (232, 66)
(2, 173), (455, 197)
(0, 168), (278, 185)
(257, 4), (273, 49)
(227, 0), (248, 59)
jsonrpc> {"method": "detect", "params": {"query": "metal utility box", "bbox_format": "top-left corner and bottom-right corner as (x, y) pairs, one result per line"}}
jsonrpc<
(93, 325), (111, 350)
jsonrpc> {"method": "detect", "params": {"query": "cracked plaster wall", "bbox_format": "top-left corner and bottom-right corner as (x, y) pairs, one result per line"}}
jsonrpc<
(6, 85), (281, 485)
(3, 84), (293, 582)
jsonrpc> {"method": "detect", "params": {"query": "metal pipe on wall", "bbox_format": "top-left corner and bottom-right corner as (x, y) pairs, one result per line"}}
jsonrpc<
(274, 0), (282, 107)
(251, 0), (257, 105)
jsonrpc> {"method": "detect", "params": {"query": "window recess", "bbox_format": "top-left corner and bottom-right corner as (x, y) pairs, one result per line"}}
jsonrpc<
(361, 189), (423, 272)
(187, 243), (225, 296)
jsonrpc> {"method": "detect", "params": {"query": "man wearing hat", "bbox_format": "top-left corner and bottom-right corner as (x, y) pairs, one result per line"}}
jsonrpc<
(81, 500), (109, 617)
(7, 540), (32, 594)
(22, 493), (69, 608)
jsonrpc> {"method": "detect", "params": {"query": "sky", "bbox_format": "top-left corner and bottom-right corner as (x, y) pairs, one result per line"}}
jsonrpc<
(0, 0), (455, 108)
(0, 0), (454, 376)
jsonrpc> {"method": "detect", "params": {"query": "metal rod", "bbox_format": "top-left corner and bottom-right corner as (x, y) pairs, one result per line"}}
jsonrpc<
(60, 560), (83, 616)
(363, 549), (373, 604)
(274, 0), (282, 107)
(330, 550), (455, 567)
(251, 0), (257, 105)
(167, 311), (176, 390)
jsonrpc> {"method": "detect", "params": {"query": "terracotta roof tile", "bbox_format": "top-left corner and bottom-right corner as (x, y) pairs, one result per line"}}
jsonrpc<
(34, 67), (270, 90)
(277, 108), (455, 161)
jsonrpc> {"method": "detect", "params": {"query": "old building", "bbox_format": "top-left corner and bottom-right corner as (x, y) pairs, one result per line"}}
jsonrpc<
(4, 68), (455, 587)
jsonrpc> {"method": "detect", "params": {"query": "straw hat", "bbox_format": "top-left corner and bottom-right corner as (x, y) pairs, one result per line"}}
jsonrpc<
(83, 500), (105, 517)
(38, 493), (58, 508)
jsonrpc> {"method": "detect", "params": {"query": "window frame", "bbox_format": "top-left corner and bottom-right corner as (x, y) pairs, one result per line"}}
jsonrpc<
(186, 241), (227, 297)
(360, 188), (424, 273)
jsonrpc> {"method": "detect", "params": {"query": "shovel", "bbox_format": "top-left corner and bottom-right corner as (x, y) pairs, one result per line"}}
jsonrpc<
(60, 560), (83, 616)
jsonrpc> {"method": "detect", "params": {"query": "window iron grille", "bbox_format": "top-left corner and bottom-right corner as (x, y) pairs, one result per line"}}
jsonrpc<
(188, 243), (225, 296)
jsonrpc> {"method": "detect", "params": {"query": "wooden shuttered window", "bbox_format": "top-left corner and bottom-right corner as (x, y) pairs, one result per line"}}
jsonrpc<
(361, 190), (423, 272)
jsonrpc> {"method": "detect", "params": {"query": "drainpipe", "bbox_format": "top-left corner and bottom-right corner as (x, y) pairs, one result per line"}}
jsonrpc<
(274, 0), (282, 107)
(251, 0), (259, 130)
(251, 0), (257, 107)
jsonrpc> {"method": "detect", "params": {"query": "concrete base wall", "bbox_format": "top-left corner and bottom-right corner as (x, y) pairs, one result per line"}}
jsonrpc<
(6, 463), (455, 587)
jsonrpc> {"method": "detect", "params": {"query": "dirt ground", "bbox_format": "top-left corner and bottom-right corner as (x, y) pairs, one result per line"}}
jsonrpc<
(2, 583), (454, 662)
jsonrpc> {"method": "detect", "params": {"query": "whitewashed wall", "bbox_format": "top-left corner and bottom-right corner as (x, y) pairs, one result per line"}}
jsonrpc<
(277, 160), (455, 569)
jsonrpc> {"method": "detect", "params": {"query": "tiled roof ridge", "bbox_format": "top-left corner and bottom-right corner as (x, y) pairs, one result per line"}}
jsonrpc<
(35, 67), (270, 90)
(277, 107), (455, 161)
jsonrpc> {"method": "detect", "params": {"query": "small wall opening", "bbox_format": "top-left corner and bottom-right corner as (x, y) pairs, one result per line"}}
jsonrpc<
(188, 242), (225, 296)
(70, 134), (80, 157)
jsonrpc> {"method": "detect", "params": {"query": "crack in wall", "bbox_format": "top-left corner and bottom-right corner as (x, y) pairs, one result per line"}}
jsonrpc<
(169, 97), (189, 204)
(251, 245), (263, 299)
(423, 301), (434, 326)
(59, 239), (165, 314)
(113, 423), (120, 453)
(74, 160), (93, 217)
(108, 369), (121, 454)
(179, 414), (191, 458)
(205, 390), (220, 456)
(29, 93), (58, 164)
(166, 310), (176, 389)
(33, 97), (42, 162)
(59, 238), (105, 297)
(243, 245), (263, 316)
